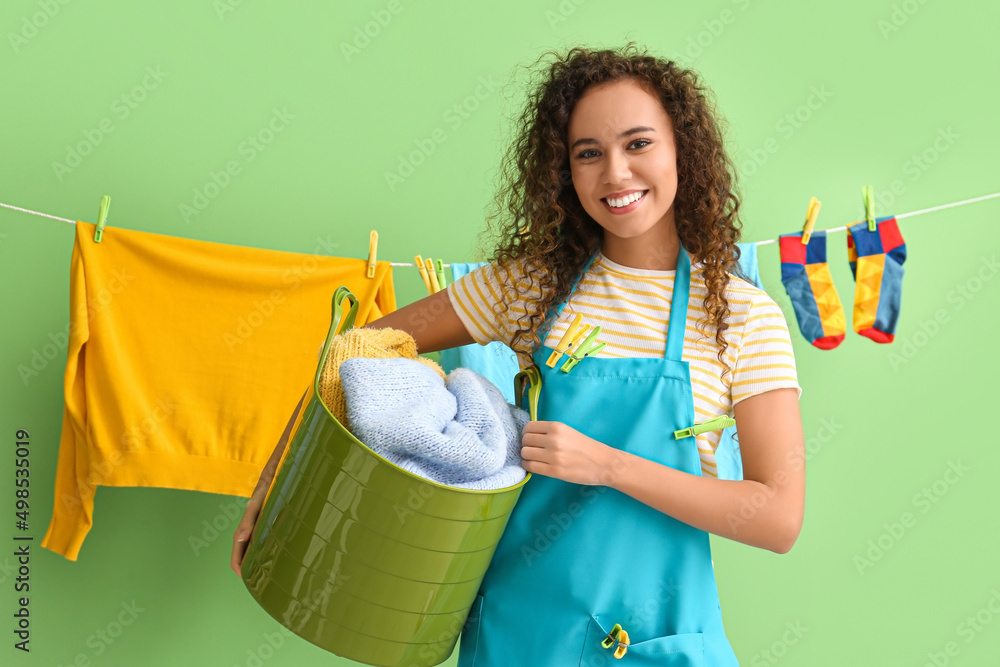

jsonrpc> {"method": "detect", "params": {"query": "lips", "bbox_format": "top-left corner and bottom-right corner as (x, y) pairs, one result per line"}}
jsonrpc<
(602, 189), (648, 214)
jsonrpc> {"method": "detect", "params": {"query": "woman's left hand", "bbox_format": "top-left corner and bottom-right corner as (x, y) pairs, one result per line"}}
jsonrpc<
(520, 421), (614, 486)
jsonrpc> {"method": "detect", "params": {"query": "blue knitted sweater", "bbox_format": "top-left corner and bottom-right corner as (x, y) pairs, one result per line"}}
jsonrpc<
(338, 357), (529, 490)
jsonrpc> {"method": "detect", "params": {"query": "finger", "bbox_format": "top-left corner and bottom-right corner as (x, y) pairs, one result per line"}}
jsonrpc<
(521, 459), (553, 476)
(521, 420), (553, 433)
(520, 432), (546, 447)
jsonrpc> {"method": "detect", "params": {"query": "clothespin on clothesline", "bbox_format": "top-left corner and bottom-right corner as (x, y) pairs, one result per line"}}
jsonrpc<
(366, 230), (378, 278)
(862, 184), (877, 231)
(413, 253), (448, 295)
(93, 195), (110, 243)
(800, 197), (821, 245)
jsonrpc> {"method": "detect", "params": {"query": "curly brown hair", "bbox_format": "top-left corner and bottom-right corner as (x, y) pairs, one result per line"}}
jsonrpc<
(473, 42), (749, 383)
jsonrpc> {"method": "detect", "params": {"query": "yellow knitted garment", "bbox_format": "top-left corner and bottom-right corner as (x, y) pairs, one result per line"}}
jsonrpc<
(318, 327), (445, 426)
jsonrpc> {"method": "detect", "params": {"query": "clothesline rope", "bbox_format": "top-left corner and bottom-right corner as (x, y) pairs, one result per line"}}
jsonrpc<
(2, 191), (997, 266)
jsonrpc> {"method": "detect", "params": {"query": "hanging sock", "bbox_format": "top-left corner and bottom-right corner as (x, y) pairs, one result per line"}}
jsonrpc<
(779, 230), (846, 349)
(847, 216), (907, 343)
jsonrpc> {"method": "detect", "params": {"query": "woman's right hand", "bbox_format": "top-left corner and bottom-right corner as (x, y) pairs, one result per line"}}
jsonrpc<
(231, 389), (307, 579)
(230, 482), (268, 578)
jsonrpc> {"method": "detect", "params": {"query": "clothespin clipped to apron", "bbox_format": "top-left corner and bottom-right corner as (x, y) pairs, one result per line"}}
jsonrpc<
(513, 366), (541, 421)
(546, 313), (606, 373)
(600, 623), (631, 659)
(673, 415), (736, 440)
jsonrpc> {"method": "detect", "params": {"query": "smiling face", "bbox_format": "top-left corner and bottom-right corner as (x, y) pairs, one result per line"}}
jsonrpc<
(567, 77), (680, 270)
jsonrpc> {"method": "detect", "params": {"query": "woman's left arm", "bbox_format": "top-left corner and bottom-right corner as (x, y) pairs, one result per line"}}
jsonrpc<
(520, 387), (805, 553)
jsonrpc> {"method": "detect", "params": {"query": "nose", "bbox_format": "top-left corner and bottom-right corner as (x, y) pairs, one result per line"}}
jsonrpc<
(602, 148), (631, 185)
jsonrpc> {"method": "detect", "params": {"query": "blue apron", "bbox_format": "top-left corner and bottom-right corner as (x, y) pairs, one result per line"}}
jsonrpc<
(458, 245), (739, 665)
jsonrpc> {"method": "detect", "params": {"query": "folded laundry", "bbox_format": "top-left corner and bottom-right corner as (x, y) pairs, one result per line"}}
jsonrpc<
(316, 326), (445, 427)
(338, 357), (529, 490)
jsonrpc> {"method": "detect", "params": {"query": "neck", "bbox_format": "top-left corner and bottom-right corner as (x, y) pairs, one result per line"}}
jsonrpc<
(601, 230), (680, 271)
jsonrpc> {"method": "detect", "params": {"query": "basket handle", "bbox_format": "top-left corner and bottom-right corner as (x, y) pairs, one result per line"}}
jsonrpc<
(313, 287), (359, 390)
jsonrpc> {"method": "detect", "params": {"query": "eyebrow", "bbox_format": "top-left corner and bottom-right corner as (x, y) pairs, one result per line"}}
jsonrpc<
(570, 126), (656, 151)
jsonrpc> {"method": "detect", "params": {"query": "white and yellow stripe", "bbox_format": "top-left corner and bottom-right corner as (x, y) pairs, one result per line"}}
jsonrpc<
(446, 251), (802, 477)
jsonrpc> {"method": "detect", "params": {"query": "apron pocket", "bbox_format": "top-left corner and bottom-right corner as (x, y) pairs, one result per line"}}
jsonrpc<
(580, 614), (706, 666)
(458, 594), (485, 666)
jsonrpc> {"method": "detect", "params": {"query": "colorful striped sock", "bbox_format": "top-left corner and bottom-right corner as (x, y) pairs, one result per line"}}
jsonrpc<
(847, 216), (907, 343)
(779, 230), (846, 350)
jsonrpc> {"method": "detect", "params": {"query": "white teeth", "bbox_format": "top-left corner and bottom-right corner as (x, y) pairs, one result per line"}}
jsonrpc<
(606, 191), (645, 208)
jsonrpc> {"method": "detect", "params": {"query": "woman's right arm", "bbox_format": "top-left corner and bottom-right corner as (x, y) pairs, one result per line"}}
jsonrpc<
(231, 288), (475, 577)
(360, 287), (475, 351)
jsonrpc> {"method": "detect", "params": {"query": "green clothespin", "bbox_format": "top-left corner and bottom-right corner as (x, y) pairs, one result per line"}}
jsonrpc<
(560, 326), (605, 373)
(674, 415), (736, 440)
(94, 195), (110, 243)
(862, 184), (877, 232)
(513, 366), (542, 421)
(435, 259), (447, 290)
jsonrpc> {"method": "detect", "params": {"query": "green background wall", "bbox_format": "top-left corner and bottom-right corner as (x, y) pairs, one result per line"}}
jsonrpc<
(2, 1), (998, 665)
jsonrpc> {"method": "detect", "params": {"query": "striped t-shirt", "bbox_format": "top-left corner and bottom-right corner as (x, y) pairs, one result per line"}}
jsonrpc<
(445, 250), (802, 478)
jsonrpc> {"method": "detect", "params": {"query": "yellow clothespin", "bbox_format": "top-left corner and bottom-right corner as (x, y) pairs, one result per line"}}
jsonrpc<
(862, 184), (877, 232)
(425, 257), (441, 293)
(414, 254), (432, 294)
(601, 623), (630, 659)
(546, 313), (585, 367)
(800, 197), (821, 245)
(93, 195), (110, 243)
(366, 230), (378, 278)
(435, 259), (447, 290)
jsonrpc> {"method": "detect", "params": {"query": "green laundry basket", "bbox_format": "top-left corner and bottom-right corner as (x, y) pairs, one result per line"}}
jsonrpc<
(241, 286), (533, 667)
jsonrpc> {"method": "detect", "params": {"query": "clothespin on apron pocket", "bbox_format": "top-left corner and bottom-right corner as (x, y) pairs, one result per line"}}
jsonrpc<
(546, 313), (585, 367)
(93, 195), (110, 243)
(600, 623), (630, 659)
(560, 325), (605, 373)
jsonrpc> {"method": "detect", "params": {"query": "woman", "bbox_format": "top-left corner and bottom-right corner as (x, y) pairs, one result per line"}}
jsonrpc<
(234, 43), (804, 665)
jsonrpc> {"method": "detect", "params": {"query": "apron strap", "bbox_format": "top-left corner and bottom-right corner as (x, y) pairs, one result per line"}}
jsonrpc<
(665, 246), (691, 362)
(538, 248), (600, 342)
